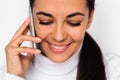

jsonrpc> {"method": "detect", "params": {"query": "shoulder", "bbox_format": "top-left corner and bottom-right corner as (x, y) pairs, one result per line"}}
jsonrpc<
(103, 53), (120, 80)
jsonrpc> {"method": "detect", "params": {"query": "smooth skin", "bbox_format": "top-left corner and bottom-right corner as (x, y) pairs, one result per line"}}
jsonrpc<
(5, 0), (94, 78)
(5, 18), (41, 77)
(33, 0), (94, 62)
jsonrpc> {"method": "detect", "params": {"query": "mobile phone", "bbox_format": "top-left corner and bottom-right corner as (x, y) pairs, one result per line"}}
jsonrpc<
(29, 7), (37, 49)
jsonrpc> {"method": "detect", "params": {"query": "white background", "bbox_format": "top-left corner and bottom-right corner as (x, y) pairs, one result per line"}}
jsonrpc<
(0, 0), (120, 67)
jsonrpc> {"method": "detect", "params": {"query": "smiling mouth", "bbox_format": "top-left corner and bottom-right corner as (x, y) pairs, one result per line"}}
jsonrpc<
(47, 42), (72, 53)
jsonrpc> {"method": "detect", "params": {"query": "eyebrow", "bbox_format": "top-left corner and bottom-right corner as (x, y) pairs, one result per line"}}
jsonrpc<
(36, 11), (53, 18)
(36, 11), (85, 18)
(67, 12), (85, 18)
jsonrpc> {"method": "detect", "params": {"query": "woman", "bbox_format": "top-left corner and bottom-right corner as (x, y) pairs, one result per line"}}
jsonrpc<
(1, 0), (107, 80)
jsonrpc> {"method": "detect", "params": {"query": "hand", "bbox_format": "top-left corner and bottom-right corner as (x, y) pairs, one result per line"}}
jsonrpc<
(5, 17), (41, 77)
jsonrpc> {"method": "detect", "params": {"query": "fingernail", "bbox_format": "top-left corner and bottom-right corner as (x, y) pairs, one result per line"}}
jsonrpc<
(36, 37), (41, 40)
(36, 37), (41, 42)
(35, 49), (41, 54)
(21, 53), (28, 56)
(25, 17), (30, 23)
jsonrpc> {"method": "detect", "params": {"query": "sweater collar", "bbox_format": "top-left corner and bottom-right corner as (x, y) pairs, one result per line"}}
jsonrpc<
(34, 46), (82, 75)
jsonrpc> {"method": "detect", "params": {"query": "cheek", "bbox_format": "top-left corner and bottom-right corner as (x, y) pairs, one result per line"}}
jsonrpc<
(34, 23), (51, 39)
(67, 25), (87, 41)
(70, 29), (85, 41)
(36, 28), (48, 39)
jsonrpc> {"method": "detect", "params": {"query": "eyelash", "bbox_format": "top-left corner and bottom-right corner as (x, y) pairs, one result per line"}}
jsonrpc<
(66, 21), (81, 26)
(39, 20), (53, 25)
(39, 20), (81, 26)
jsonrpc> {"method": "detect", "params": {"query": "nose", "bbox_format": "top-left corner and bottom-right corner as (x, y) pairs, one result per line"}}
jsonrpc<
(51, 24), (67, 42)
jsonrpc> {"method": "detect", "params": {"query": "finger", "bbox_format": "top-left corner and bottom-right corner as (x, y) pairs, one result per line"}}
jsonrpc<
(23, 26), (29, 35)
(10, 35), (41, 46)
(11, 17), (30, 41)
(11, 47), (41, 56)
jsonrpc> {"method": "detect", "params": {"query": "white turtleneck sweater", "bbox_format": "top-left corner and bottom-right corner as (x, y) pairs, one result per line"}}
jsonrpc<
(0, 47), (81, 80)
(1, 49), (120, 80)
(25, 47), (80, 80)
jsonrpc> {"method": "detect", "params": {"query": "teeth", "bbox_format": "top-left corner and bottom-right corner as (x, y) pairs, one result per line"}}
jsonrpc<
(51, 45), (66, 49)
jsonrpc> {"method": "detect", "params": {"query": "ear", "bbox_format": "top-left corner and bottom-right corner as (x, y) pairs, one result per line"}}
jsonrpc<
(86, 9), (95, 29)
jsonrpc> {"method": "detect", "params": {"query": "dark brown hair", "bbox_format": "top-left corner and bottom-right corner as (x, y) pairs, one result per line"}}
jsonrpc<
(77, 32), (106, 80)
(30, 0), (94, 15)
(29, 0), (106, 80)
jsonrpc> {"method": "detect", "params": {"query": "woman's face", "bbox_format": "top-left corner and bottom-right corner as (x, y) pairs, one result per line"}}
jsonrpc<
(33, 0), (94, 62)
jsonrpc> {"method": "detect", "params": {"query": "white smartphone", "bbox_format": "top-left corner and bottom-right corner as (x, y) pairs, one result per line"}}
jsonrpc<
(29, 7), (37, 49)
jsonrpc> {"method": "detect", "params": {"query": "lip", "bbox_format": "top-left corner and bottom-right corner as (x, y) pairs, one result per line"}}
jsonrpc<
(47, 41), (72, 53)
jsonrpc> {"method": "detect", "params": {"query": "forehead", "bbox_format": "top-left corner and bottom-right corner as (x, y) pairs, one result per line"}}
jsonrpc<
(34, 0), (88, 10)
(33, 0), (88, 17)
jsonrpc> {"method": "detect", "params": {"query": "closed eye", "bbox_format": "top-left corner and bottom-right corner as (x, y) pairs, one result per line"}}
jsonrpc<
(66, 21), (81, 26)
(39, 20), (54, 25)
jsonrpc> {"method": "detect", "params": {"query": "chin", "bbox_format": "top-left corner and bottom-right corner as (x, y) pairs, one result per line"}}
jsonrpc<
(48, 53), (73, 63)
(50, 57), (68, 63)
